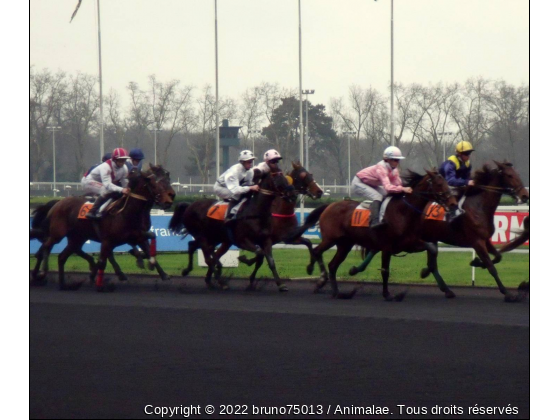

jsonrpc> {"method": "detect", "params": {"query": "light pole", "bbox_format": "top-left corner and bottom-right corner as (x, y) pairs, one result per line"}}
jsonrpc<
(302, 89), (314, 169)
(439, 131), (454, 162)
(390, 0), (395, 146)
(343, 131), (356, 197)
(248, 129), (260, 154)
(47, 126), (61, 196)
(298, 0), (304, 225)
(151, 127), (162, 165)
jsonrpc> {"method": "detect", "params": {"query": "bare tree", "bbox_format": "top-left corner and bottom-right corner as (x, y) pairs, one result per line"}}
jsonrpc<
(408, 83), (461, 166)
(106, 88), (125, 148)
(29, 67), (67, 181)
(125, 81), (151, 148)
(62, 72), (99, 178)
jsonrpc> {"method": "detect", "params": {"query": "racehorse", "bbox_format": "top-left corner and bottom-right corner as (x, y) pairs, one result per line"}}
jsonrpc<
(237, 161), (323, 283)
(31, 165), (175, 291)
(291, 170), (457, 300)
(350, 161), (529, 302)
(31, 200), (167, 283)
(168, 164), (293, 291)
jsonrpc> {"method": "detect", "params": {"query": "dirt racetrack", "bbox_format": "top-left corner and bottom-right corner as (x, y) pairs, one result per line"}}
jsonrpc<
(30, 277), (529, 419)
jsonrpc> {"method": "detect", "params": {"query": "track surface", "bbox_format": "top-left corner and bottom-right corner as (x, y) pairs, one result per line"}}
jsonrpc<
(30, 278), (529, 419)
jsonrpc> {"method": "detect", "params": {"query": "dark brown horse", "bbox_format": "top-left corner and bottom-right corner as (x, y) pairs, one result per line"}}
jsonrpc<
(237, 161), (323, 282)
(292, 170), (457, 300)
(168, 164), (293, 291)
(31, 165), (175, 291)
(350, 161), (529, 302)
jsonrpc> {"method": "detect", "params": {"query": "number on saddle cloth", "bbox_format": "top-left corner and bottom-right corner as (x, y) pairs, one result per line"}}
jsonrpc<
(78, 203), (94, 219)
(207, 202), (229, 220)
(351, 197), (392, 227)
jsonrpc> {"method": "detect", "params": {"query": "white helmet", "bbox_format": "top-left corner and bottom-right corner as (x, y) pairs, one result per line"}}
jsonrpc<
(238, 150), (255, 162)
(383, 146), (405, 160)
(263, 149), (282, 162)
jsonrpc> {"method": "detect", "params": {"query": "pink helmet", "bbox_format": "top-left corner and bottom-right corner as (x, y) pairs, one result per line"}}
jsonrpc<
(263, 149), (282, 162)
(112, 148), (130, 160)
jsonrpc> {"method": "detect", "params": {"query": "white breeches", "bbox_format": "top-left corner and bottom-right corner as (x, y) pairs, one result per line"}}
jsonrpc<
(350, 176), (386, 202)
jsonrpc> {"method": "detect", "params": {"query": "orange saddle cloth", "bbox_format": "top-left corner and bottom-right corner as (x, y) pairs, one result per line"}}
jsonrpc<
(78, 203), (94, 219)
(351, 208), (370, 227)
(207, 203), (228, 221)
(423, 202), (446, 221)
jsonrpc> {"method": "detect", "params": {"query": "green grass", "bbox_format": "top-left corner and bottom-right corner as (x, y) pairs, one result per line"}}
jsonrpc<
(30, 248), (528, 288)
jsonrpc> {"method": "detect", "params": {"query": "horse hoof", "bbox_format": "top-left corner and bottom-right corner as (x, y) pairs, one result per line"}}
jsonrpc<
(349, 267), (359, 276)
(181, 268), (191, 277)
(136, 260), (145, 269)
(518, 281), (530, 292)
(306, 265), (314, 275)
(504, 293), (520, 303)
(148, 263), (155, 271)
(445, 290), (456, 299)
(278, 284), (289, 292)
(383, 294), (393, 302)
(106, 283), (116, 292)
(206, 282), (217, 290)
(420, 268), (430, 279)
(470, 258), (486, 268)
(394, 291), (407, 302)
(117, 273), (128, 282)
(162, 275), (172, 281)
(245, 284), (256, 291)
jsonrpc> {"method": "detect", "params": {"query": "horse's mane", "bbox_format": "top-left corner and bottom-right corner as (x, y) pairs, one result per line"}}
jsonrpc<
(402, 170), (425, 188)
(467, 161), (514, 196)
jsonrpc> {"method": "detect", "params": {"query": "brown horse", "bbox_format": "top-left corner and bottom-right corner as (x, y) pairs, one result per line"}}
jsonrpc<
(31, 165), (175, 291)
(237, 162), (323, 282)
(30, 200), (167, 282)
(292, 170), (457, 300)
(168, 164), (293, 291)
(350, 161), (529, 302)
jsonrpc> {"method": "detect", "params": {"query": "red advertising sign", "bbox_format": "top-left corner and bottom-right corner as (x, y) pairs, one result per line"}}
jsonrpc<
(491, 212), (529, 245)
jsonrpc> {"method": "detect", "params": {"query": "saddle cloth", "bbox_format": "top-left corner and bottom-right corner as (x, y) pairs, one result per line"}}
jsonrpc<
(423, 196), (466, 222)
(207, 198), (247, 221)
(77, 197), (115, 220)
(351, 197), (393, 227)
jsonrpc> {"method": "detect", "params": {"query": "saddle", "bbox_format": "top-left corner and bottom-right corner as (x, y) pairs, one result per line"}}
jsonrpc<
(207, 199), (248, 221)
(351, 197), (392, 227)
(77, 195), (120, 220)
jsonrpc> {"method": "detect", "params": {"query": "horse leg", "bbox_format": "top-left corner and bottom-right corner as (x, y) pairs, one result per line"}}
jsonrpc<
(289, 237), (316, 275)
(182, 239), (200, 277)
(380, 250), (393, 300)
(95, 242), (116, 292)
(200, 243), (218, 289)
(247, 254), (265, 291)
(31, 246), (45, 284)
(128, 245), (145, 269)
(349, 250), (376, 276)
(471, 239), (502, 268)
(262, 240), (288, 292)
(37, 240), (56, 283)
(74, 249), (98, 284)
(327, 241), (355, 299)
(238, 254), (257, 267)
(212, 242), (230, 288)
(421, 242), (455, 299)
(58, 241), (86, 291)
(136, 239), (171, 281)
(472, 240), (522, 302)
(312, 239), (336, 292)
(107, 251), (128, 281)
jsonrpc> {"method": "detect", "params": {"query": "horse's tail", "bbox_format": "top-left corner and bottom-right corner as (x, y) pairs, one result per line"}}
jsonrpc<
(284, 204), (329, 242)
(169, 202), (189, 235)
(31, 200), (59, 231)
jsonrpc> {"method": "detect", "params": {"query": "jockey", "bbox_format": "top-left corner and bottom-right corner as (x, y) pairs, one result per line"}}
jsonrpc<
(439, 141), (475, 189)
(126, 148), (145, 172)
(255, 149), (282, 178)
(82, 148), (131, 220)
(439, 141), (475, 222)
(351, 146), (413, 229)
(213, 150), (260, 224)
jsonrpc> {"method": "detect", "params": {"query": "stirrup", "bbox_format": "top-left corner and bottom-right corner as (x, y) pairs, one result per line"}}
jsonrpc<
(86, 212), (102, 220)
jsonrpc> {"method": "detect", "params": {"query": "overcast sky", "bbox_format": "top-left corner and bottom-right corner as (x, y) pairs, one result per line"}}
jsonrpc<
(30, 0), (528, 108)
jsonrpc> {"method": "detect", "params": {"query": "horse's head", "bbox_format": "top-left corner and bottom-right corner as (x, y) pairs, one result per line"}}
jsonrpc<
(260, 165), (293, 197)
(147, 163), (176, 209)
(424, 170), (458, 211)
(492, 161), (529, 204)
(405, 169), (457, 211)
(288, 161), (323, 199)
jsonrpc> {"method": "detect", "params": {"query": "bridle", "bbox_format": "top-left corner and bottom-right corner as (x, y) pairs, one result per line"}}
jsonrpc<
(471, 168), (526, 200)
(404, 175), (455, 212)
(291, 168), (322, 199)
(259, 170), (293, 198)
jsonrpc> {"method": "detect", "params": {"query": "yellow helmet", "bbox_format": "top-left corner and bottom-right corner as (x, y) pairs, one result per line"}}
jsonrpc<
(456, 141), (474, 154)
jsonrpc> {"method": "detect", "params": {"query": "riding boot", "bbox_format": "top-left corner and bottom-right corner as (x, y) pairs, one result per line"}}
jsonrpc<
(447, 206), (465, 223)
(224, 199), (240, 226)
(86, 194), (111, 220)
(369, 200), (384, 230)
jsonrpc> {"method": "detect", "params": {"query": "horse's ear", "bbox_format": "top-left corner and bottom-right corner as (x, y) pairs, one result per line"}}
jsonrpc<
(292, 161), (297, 169)
(493, 160), (504, 170)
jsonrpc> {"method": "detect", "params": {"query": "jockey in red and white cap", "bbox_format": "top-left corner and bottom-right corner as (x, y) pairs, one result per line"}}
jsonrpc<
(255, 149), (282, 175)
(351, 146), (413, 229)
(82, 148), (131, 220)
